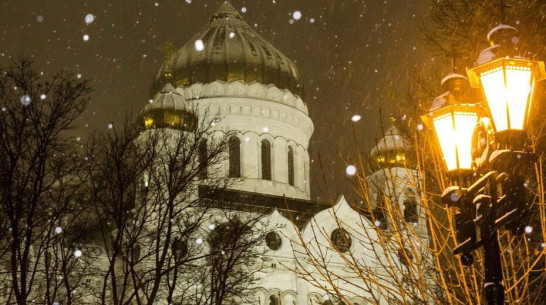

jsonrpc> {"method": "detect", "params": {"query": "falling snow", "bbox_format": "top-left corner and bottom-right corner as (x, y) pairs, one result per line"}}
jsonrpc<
(85, 14), (95, 25)
(194, 39), (204, 51)
(20, 95), (31, 106)
(0, 0), (471, 211)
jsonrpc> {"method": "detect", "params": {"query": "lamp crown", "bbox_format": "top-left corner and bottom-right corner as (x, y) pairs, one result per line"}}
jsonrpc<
(487, 24), (519, 47)
(441, 73), (468, 94)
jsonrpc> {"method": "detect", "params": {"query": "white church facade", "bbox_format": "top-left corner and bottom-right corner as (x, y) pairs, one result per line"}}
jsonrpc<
(138, 3), (429, 305)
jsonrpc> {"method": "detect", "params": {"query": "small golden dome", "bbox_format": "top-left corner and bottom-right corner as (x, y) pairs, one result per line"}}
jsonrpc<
(140, 84), (197, 131)
(369, 125), (412, 170)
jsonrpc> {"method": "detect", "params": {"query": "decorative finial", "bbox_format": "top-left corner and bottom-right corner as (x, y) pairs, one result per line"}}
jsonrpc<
(210, 2), (242, 21)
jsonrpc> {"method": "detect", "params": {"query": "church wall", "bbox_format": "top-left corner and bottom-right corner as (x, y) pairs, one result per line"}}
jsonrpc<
(181, 82), (313, 200)
(366, 167), (428, 238)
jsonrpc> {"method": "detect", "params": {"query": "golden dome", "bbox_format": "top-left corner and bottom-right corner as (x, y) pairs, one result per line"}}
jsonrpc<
(153, 2), (303, 97)
(140, 84), (197, 131)
(369, 125), (413, 171)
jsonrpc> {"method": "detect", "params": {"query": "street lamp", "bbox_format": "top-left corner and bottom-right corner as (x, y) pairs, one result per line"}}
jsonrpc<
(423, 26), (545, 305)
(421, 74), (483, 175)
(467, 26), (546, 147)
(467, 57), (546, 142)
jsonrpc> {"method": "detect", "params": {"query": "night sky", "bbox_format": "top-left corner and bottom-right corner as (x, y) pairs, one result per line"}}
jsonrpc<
(0, 0), (430, 201)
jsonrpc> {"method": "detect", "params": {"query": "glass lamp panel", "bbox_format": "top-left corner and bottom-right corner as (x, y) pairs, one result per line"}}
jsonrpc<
(432, 111), (478, 171)
(480, 67), (508, 131)
(453, 111), (478, 170)
(433, 113), (457, 171)
(505, 66), (532, 130)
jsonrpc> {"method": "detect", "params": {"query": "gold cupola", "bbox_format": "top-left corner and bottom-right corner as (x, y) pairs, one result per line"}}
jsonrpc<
(369, 124), (413, 171)
(152, 2), (303, 97)
(139, 83), (197, 131)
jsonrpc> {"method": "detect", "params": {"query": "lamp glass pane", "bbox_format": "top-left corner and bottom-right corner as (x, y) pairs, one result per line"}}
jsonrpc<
(481, 67), (508, 131)
(505, 66), (532, 130)
(433, 113), (457, 171)
(432, 111), (478, 171)
(453, 111), (478, 169)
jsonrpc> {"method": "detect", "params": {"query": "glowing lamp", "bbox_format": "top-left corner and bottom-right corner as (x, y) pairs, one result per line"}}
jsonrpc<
(423, 104), (482, 173)
(467, 58), (546, 133)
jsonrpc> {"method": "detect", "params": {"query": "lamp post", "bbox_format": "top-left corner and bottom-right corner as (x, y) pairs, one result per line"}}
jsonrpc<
(423, 26), (545, 305)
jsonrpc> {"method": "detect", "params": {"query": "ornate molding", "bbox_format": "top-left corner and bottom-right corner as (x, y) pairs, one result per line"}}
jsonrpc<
(176, 81), (309, 115)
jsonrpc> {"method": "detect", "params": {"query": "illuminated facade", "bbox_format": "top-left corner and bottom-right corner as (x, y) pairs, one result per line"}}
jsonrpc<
(137, 3), (428, 305)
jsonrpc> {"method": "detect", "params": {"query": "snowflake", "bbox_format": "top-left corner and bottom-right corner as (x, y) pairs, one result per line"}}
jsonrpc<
(85, 14), (95, 25)
(194, 39), (204, 51)
(20, 95), (31, 106)
(346, 165), (356, 176)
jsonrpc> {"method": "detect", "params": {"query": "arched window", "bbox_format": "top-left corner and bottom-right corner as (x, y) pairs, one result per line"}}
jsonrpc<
(198, 139), (208, 179)
(261, 139), (272, 180)
(288, 146), (295, 186)
(269, 295), (279, 305)
(403, 191), (418, 223)
(229, 137), (241, 178)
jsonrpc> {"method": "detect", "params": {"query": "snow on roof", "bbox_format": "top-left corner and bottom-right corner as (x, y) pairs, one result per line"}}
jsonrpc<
(477, 45), (499, 65)
(487, 24), (517, 42)
(440, 73), (467, 86)
(429, 92), (449, 112)
(370, 125), (410, 156)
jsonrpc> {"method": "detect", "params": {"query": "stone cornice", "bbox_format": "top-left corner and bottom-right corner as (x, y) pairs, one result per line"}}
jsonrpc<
(175, 81), (309, 115)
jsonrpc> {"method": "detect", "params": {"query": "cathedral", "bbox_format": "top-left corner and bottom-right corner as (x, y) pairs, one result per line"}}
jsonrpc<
(138, 2), (428, 305)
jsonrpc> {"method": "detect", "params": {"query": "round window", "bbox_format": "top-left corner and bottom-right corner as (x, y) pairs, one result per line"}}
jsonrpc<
(331, 228), (352, 252)
(265, 231), (282, 250)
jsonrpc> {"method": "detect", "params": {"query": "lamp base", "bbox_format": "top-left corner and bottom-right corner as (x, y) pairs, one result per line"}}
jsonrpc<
(446, 169), (475, 186)
(489, 150), (537, 176)
(495, 130), (526, 150)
